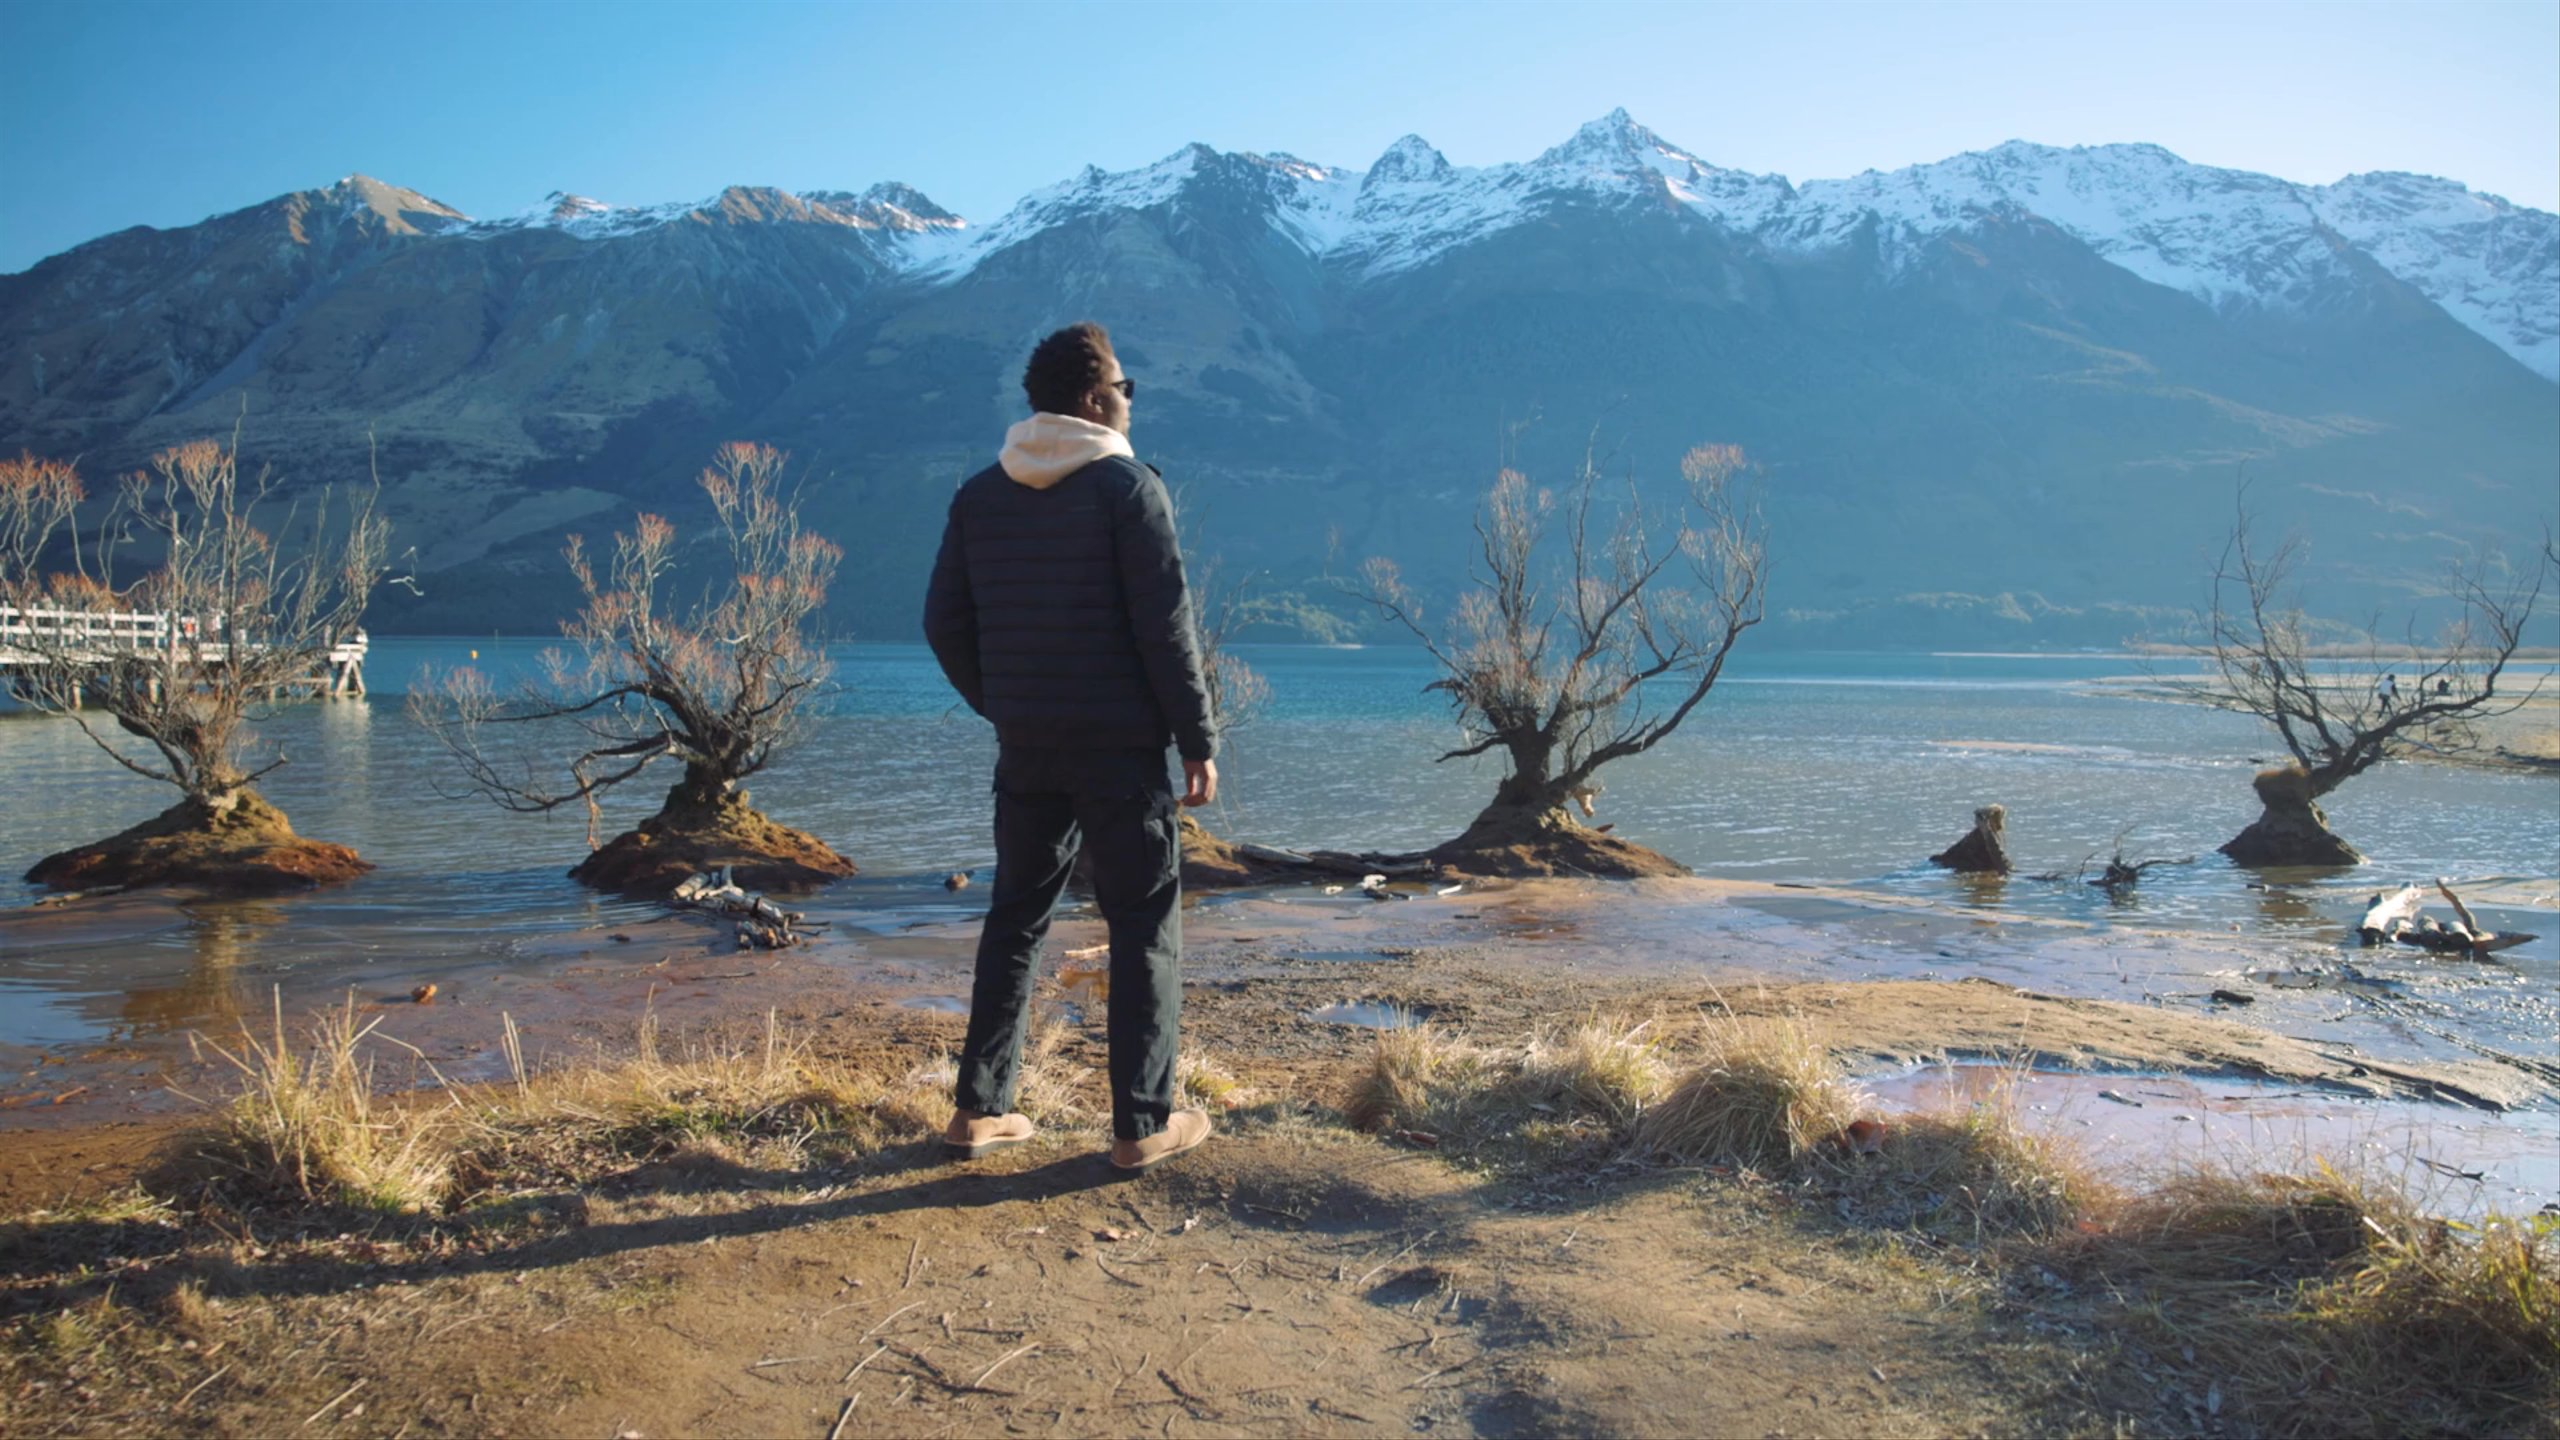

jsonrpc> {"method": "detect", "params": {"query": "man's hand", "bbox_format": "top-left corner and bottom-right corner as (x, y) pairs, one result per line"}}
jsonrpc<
(1181, 759), (1218, 808)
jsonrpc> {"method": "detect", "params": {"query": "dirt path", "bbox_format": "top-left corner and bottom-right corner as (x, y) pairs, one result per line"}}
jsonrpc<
(4, 1127), (2088, 1438)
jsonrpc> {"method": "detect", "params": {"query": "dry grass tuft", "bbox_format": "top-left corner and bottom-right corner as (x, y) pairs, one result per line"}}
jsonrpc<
(876, 1024), (1102, 1134)
(573, 1008), (892, 1154)
(178, 999), (1073, 1222)
(2292, 1208), (2560, 1433)
(1515, 1016), (1673, 1129)
(448, 1008), (944, 1207)
(1012, 1022), (1100, 1127)
(2088, 1161), (2384, 1283)
(1177, 1051), (1258, 1112)
(1630, 1016), (1862, 1172)
(192, 993), (457, 1214)
(159, 1280), (222, 1344)
(1343, 1016), (1671, 1161)
(2060, 1162), (2560, 1436)
(1343, 1025), (1495, 1138)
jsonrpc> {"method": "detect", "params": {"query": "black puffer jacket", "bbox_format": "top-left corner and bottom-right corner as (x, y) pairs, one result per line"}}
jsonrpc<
(923, 454), (1217, 761)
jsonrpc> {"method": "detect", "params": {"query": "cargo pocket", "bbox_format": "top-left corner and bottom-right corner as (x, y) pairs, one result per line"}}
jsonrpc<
(1080, 789), (1180, 905)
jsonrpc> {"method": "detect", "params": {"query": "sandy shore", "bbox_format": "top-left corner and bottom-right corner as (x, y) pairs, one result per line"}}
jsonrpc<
(4, 872), (2555, 1437)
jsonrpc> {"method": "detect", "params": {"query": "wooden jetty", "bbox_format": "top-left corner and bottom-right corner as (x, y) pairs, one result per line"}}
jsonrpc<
(0, 604), (367, 698)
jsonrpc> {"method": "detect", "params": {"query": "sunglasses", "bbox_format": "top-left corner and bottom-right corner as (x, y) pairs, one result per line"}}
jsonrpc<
(1105, 378), (1136, 399)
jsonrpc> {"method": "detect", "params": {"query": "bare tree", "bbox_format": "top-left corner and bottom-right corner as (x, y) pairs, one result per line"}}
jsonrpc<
(1348, 442), (1766, 873)
(1192, 550), (1272, 739)
(2203, 488), (2553, 865)
(412, 441), (852, 894)
(0, 452), (84, 579)
(1, 438), (387, 889)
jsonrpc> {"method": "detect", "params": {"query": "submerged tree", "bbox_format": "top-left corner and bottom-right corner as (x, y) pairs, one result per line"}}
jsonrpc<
(1195, 552), (1274, 741)
(1349, 442), (1767, 876)
(413, 441), (853, 895)
(0, 440), (387, 892)
(1173, 545), (1278, 887)
(2202, 493), (2552, 866)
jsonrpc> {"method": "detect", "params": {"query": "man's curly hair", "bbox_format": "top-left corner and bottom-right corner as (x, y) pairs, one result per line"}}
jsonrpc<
(1022, 322), (1116, 416)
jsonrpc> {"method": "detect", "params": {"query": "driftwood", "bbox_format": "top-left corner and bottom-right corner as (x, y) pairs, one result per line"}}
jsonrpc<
(1169, 836), (1446, 886)
(2434, 876), (2485, 942)
(672, 866), (816, 949)
(2358, 885), (2426, 946)
(2359, 878), (2536, 958)
(1302, 849), (1435, 879)
(2088, 852), (2193, 895)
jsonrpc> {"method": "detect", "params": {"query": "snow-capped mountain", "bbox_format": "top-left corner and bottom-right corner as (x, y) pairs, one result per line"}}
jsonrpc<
(185, 111), (2545, 376)
(894, 110), (2555, 379)
(2, 112), (2551, 645)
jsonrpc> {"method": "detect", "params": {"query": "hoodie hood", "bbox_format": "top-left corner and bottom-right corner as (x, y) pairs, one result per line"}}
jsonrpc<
(998, 413), (1135, 489)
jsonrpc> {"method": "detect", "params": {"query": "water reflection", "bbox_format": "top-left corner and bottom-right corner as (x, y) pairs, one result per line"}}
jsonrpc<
(119, 903), (279, 1035)
(1946, 871), (2010, 908)
(2250, 882), (2326, 933)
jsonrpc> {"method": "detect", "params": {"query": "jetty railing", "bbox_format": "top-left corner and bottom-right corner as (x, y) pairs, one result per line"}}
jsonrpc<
(0, 604), (367, 696)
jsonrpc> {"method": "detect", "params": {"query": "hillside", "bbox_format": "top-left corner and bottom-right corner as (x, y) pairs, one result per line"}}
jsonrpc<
(4, 112), (2552, 644)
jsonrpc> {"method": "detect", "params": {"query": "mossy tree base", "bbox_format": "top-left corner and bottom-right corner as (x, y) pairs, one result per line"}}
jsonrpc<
(569, 787), (854, 898)
(2220, 765), (2364, 868)
(1426, 804), (1690, 880)
(25, 790), (372, 895)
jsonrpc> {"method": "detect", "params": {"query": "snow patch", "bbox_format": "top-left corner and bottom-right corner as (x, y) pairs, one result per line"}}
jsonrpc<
(385, 111), (2560, 380)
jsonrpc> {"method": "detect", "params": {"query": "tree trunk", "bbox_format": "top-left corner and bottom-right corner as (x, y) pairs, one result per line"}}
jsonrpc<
(1929, 804), (2013, 874)
(1430, 780), (1687, 880)
(657, 762), (734, 823)
(1449, 783), (1580, 851)
(2221, 764), (2362, 868)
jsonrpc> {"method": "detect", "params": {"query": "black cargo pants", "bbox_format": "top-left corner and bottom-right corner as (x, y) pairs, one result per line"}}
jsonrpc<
(954, 746), (1182, 1142)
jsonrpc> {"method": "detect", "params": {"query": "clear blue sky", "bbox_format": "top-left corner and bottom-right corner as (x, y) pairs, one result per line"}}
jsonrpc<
(3, 0), (2554, 274)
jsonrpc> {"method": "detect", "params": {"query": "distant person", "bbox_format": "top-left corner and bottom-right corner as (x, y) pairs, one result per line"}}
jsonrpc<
(2378, 673), (2398, 710)
(924, 321), (1219, 1174)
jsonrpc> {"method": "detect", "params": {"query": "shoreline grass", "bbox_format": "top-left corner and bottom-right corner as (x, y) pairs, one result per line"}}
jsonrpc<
(5, 1004), (2550, 1438)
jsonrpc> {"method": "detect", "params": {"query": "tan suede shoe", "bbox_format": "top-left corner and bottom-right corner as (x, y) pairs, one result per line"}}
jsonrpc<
(1109, 1108), (1212, 1173)
(944, 1109), (1035, 1159)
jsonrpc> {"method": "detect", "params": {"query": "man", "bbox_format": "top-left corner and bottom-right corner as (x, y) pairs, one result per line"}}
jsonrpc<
(923, 322), (1218, 1173)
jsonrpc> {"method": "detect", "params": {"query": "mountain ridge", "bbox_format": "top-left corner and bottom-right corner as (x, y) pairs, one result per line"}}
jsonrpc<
(19, 111), (2553, 377)
(2, 111), (2552, 647)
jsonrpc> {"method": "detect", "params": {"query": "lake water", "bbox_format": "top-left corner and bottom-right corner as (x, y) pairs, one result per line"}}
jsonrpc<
(2, 641), (2553, 1068)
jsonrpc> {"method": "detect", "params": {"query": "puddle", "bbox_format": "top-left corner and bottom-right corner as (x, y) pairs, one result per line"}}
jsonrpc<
(899, 995), (969, 1014)
(1865, 1064), (2560, 1221)
(1306, 1000), (1423, 1029)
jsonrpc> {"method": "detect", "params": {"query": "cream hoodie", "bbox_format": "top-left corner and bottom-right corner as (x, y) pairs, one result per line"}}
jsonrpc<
(997, 412), (1135, 489)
